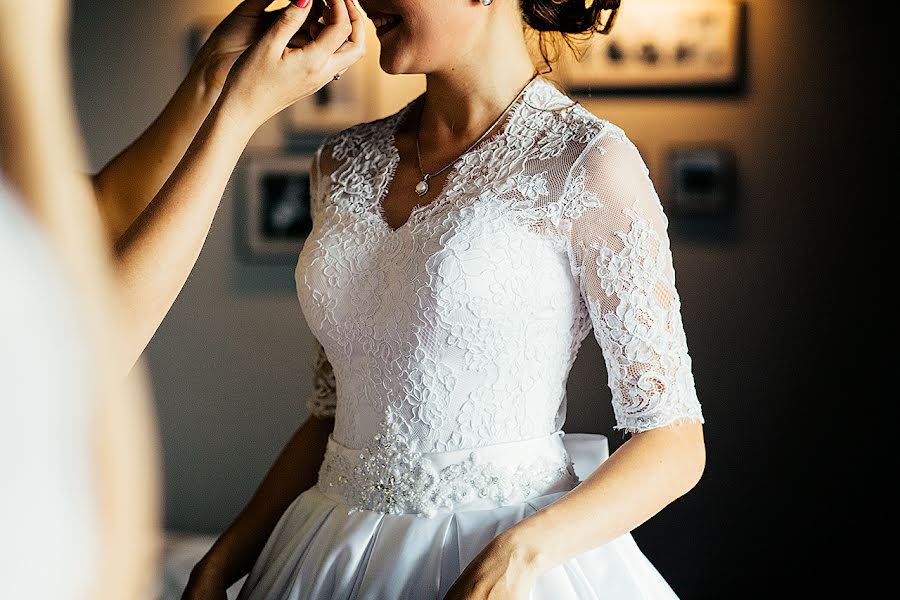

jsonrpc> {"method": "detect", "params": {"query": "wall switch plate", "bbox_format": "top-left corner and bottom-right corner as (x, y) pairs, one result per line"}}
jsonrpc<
(666, 146), (737, 217)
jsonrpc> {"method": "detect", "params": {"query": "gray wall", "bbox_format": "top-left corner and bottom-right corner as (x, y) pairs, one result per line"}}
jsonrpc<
(70, 1), (879, 596)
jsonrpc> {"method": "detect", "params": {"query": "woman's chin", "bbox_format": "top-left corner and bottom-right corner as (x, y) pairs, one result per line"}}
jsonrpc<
(378, 52), (415, 76)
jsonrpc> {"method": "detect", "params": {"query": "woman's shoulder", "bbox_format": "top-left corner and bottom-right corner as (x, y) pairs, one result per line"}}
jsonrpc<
(559, 102), (630, 149)
(313, 108), (404, 181)
(530, 79), (632, 159)
(318, 102), (414, 163)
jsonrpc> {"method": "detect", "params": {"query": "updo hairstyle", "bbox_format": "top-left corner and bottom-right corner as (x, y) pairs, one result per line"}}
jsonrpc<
(518, 0), (622, 72)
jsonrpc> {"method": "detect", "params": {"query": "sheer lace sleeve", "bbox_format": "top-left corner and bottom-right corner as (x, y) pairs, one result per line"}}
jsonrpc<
(559, 124), (704, 434)
(304, 146), (338, 420)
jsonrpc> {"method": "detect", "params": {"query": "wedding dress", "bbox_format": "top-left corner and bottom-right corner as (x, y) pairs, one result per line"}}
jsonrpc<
(234, 77), (704, 600)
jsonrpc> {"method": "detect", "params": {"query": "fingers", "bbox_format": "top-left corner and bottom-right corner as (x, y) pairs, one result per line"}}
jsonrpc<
(308, 0), (326, 26)
(290, 1), (325, 46)
(264, 0), (362, 88)
(287, 29), (313, 49)
(333, 0), (365, 58)
(292, 0), (363, 82)
(307, 20), (325, 39)
(258, 1), (330, 51)
(262, 0), (314, 53)
(303, 0), (352, 57)
(323, 0), (365, 78)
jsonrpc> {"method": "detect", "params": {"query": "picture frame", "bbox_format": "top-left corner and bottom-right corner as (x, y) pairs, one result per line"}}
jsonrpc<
(235, 152), (315, 263)
(280, 65), (373, 136)
(558, 0), (747, 95)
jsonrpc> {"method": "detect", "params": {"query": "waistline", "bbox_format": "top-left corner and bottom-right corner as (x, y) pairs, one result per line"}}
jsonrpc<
(316, 429), (580, 518)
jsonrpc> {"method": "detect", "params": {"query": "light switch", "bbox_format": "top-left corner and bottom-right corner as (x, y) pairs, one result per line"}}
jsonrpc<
(667, 147), (736, 217)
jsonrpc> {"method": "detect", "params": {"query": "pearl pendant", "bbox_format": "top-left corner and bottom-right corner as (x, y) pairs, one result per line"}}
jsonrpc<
(415, 180), (429, 196)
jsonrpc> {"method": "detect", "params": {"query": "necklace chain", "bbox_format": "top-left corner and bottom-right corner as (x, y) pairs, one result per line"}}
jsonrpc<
(413, 73), (539, 197)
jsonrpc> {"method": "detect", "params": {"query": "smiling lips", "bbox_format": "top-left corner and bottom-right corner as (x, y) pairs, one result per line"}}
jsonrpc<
(370, 12), (402, 37)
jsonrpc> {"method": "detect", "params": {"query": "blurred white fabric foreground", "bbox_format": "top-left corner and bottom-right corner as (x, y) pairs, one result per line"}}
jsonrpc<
(155, 434), (608, 600)
(0, 175), (101, 599)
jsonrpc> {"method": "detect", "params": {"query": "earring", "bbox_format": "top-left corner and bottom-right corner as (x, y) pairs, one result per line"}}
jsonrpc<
(482, 0), (493, 5)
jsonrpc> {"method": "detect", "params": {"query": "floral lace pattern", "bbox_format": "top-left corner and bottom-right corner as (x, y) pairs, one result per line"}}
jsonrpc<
(316, 412), (579, 518)
(305, 338), (337, 419)
(295, 77), (703, 472)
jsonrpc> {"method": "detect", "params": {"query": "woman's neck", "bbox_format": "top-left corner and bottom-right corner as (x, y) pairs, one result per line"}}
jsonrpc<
(416, 26), (537, 143)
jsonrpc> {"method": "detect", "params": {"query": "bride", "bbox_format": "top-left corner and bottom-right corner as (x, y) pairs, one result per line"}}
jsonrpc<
(187, 1), (706, 599)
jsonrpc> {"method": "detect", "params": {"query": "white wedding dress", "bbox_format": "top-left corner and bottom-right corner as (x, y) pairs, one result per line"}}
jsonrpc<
(234, 77), (704, 600)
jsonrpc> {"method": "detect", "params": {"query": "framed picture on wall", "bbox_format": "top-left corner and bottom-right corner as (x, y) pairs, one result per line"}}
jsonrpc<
(236, 152), (315, 262)
(558, 0), (747, 95)
(280, 63), (373, 137)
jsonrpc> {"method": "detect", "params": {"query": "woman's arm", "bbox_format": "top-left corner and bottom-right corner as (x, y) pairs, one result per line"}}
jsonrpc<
(189, 414), (336, 589)
(113, 0), (364, 368)
(92, 0), (327, 243)
(444, 124), (706, 598)
(517, 124), (708, 570)
(91, 57), (221, 243)
(0, 3), (162, 600)
(516, 123), (706, 569)
(444, 424), (705, 600)
(510, 422), (705, 572)
(111, 96), (257, 367)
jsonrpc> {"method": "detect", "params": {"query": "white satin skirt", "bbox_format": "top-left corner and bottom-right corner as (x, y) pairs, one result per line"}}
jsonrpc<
(234, 432), (679, 599)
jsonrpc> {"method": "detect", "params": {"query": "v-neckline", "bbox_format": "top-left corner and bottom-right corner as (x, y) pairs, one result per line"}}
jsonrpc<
(370, 76), (545, 235)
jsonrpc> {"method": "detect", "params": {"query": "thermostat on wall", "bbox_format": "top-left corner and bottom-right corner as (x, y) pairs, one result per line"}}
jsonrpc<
(667, 147), (736, 217)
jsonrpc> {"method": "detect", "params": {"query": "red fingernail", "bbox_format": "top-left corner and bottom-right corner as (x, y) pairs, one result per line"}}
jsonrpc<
(293, 0), (311, 7)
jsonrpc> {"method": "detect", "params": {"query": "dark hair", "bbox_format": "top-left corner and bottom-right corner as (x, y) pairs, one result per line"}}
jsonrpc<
(519, 0), (622, 73)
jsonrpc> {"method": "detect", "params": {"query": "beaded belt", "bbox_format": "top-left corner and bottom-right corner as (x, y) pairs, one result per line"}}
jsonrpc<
(316, 424), (580, 519)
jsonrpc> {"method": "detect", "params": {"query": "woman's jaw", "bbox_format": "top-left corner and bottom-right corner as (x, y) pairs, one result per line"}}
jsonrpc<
(358, 0), (536, 88)
(363, 1), (428, 75)
(359, 0), (484, 75)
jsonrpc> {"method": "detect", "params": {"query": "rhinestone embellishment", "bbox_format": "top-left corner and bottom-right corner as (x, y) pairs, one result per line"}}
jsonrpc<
(316, 413), (579, 518)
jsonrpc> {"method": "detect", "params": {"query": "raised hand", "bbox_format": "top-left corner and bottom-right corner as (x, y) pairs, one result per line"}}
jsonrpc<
(217, 0), (365, 135)
(195, 0), (328, 92)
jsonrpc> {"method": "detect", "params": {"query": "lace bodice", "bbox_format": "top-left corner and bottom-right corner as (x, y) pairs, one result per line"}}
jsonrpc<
(296, 77), (703, 455)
